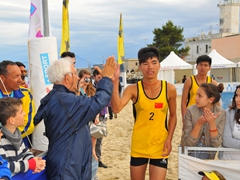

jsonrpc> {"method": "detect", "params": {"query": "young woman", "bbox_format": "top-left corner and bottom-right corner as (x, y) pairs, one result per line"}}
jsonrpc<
(181, 83), (226, 159)
(78, 70), (99, 179)
(222, 85), (240, 159)
(78, 69), (96, 97)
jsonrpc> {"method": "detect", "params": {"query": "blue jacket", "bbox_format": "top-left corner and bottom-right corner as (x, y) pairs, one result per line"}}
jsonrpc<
(34, 77), (113, 180)
(0, 155), (11, 180)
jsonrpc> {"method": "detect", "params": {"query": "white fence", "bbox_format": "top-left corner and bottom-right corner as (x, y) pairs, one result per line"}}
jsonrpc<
(178, 146), (240, 180)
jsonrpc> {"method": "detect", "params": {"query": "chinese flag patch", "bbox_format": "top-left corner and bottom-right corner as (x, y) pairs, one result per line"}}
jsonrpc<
(155, 103), (163, 108)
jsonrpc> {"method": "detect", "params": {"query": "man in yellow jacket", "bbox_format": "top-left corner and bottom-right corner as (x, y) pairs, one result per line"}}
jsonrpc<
(0, 60), (35, 148)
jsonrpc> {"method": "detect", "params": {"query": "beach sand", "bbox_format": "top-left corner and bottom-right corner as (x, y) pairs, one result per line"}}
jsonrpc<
(97, 96), (182, 180)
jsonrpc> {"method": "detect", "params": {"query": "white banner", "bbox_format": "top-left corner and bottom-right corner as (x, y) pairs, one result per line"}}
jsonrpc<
(28, 37), (58, 151)
(29, 0), (44, 38)
(179, 153), (240, 180)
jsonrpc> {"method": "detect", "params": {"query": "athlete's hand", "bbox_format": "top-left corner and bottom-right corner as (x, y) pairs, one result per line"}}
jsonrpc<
(162, 138), (172, 157)
(111, 64), (120, 83)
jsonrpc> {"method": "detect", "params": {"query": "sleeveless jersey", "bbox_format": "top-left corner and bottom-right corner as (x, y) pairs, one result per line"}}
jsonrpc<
(131, 80), (169, 158)
(187, 75), (212, 107)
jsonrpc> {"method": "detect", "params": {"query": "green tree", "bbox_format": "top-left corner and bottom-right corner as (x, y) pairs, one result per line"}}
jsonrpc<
(148, 20), (190, 61)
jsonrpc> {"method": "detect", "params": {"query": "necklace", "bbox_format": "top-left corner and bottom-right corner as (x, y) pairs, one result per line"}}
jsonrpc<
(142, 80), (159, 86)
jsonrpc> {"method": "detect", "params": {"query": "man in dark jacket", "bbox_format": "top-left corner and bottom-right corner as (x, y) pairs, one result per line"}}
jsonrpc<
(34, 56), (116, 180)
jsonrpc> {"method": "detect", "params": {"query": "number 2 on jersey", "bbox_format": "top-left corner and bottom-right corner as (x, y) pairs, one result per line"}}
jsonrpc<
(149, 112), (154, 120)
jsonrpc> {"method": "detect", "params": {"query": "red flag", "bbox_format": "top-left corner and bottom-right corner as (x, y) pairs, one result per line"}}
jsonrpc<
(155, 103), (163, 109)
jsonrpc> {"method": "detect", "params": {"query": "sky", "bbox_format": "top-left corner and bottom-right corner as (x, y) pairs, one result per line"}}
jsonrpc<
(0, 0), (223, 68)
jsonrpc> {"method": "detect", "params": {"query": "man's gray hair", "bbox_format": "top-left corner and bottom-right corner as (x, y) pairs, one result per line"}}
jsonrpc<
(47, 58), (72, 84)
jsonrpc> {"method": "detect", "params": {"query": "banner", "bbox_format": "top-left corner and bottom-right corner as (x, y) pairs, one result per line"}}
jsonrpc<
(28, 37), (58, 151)
(28, 0), (57, 151)
(29, 0), (44, 38)
(117, 13), (125, 65)
(178, 153), (240, 180)
(60, 0), (70, 55)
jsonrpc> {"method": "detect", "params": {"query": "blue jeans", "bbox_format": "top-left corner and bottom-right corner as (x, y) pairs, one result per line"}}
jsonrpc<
(92, 156), (98, 180)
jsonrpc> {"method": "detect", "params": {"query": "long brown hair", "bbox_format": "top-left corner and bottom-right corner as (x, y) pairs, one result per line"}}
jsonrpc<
(78, 69), (96, 96)
(229, 85), (240, 124)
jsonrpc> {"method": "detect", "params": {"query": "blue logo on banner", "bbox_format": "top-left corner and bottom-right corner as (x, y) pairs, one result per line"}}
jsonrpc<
(40, 53), (51, 85)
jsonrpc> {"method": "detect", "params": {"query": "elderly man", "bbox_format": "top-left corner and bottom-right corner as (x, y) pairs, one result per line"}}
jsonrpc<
(34, 57), (116, 180)
(0, 60), (35, 148)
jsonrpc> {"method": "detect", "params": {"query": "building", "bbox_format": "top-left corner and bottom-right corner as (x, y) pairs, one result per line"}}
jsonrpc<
(184, 0), (240, 63)
(123, 58), (139, 72)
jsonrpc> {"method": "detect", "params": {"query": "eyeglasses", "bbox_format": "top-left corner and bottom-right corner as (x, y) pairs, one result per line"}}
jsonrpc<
(0, 122), (2, 132)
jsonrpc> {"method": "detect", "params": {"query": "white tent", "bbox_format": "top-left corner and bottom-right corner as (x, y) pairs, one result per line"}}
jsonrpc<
(208, 49), (237, 68)
(158, 51), (193, 83)
(160, 51), (193, 70)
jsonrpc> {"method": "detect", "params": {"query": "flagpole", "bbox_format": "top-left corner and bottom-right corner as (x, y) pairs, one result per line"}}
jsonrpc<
(42, 0), (50, 37)
(117, 13), (127, 88)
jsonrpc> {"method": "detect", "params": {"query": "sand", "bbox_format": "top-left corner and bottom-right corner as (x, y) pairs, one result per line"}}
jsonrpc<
(97, 96), (183, 180)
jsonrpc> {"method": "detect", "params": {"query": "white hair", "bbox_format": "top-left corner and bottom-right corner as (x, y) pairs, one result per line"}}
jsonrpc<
(47, 58), (72, 84)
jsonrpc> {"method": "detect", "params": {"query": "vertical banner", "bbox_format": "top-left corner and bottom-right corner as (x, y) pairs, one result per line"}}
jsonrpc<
(28, 1), (57, 151)
(28, 37), (58, 151)
(29, 0), (44, 38)
(117, 13), (127, 88)
(117, 13), (125, 65)
(60, 0), (70, 55)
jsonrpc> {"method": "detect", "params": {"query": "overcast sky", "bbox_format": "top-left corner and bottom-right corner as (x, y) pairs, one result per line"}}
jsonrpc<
(0, 0), (223, 68)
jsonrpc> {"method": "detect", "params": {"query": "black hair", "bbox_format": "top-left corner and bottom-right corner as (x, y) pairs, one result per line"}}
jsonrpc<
(137, 47), (160, 64)
(15, 62), (26, 68)
(0, 97), (22, 126)
(196, 55), (212, 66)
(0, 60), (17, 76)
(199, 83), (220, 104)
(92, 69), (100, 77)
(61, 51), (75, 58)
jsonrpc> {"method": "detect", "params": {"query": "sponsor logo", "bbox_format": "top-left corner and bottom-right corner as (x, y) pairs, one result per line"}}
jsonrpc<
(160, 158), (167, 164)
(40, 53), (51, 85)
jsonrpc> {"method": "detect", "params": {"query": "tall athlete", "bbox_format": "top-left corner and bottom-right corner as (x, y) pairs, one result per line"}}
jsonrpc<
(110, 47), (177, 180)
(181, 55), (217, 121)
